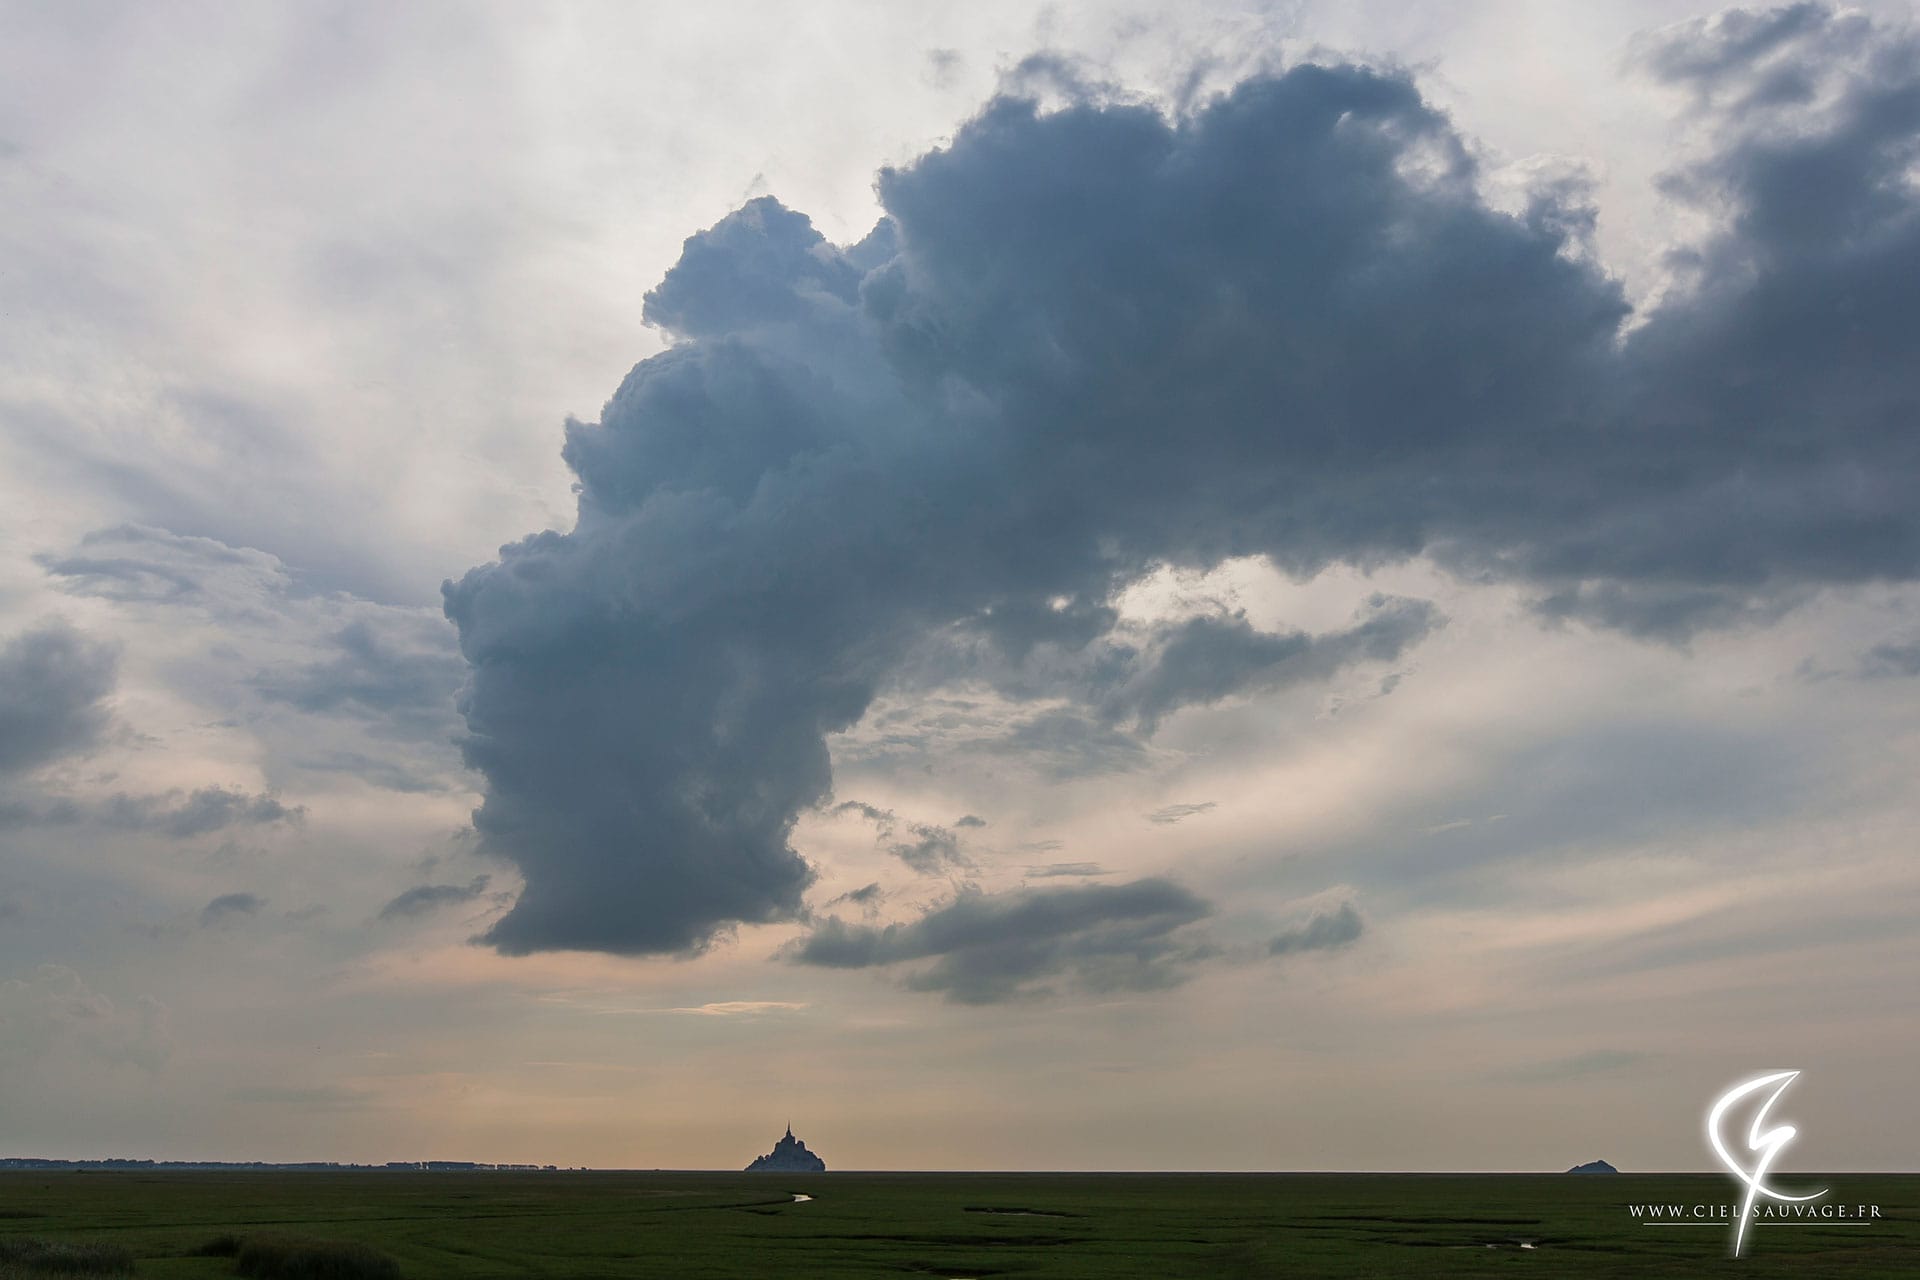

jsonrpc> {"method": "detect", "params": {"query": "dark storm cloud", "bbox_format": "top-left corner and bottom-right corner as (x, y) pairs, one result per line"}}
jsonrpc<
(789, 878), (1214, 1003)
(1267, 901), (1364, 957)
(100, 787), (302, 838)
(0, 621), (118, 775)
(446, 8), (1920, 956)
(199, 892), (266, 926)
(377, 875), (492, 921)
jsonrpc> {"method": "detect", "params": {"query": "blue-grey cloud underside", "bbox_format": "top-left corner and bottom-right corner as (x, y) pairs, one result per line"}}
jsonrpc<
(0, 621), (117, 776)
(1268, 901), (1364, 956)
(377, 876), (493, 922)
(444, 8), (1920, 957)
(789, 877), (1215, 1004)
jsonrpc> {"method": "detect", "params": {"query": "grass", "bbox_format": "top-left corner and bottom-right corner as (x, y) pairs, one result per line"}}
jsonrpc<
(0, 1237), (135, 1277)
(233, 1237), (399, 1280)
(1, 1170), (1917, 1278)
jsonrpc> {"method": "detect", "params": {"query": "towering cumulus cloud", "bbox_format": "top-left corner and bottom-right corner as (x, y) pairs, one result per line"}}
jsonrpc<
(446, 8), (1920, 956)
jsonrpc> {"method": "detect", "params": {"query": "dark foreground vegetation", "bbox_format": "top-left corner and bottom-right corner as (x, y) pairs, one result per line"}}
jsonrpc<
(2, 1170), (1917, 1278)
(0, 1235), (135, 1277)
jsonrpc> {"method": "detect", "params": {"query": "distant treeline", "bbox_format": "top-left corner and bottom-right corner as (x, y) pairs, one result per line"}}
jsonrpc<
(0, 1157), (571, 1171)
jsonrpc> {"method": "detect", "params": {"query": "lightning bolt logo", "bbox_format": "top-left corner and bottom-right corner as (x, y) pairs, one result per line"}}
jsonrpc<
(1707, 1070), (1828, 1257)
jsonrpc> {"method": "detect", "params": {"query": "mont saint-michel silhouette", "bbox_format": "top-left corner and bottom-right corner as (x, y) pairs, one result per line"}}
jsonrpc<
(744, 1123), (826, 1172)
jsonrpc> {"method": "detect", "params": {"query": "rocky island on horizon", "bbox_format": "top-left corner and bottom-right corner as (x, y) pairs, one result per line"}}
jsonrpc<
(745, 1124), (826, 1173)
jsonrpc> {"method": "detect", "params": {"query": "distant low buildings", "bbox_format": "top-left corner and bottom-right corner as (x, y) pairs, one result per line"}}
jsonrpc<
(745, 1124), (826, 1172)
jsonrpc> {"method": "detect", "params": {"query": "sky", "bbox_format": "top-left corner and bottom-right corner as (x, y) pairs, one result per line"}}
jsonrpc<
(2, 0), (1919, 1173)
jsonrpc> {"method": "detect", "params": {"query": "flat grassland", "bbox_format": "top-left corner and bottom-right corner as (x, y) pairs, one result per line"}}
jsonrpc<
(3, 1170), (1917, 1279)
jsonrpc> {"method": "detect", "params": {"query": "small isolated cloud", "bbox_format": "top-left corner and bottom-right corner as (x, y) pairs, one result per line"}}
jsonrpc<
(889, 822), (969, 875)
(790, 878), (1215, 1004)
(199, 892), (267, 926)
(377, 875), (492, 921)
(0, 621), (118, 776)
(827, 882), (884, 908)
(1268, 901), (1365, 958)
(1025, 862), (1109, 878)
(954, 814), (987, 828)
(1145, 801), (1216, 826)
(925, 48), (963, 89)
(101, 787), (302, 838)
(831, 802), (969, 875)
(664, 1001), (806, 1016)
(831, 800), (893, 825)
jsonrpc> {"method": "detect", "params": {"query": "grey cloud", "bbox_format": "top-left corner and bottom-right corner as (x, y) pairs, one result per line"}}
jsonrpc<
(254, 617), (463, 727)
(973, 709), (1149, 779)
(199, 892), (266, 926)
(1146, 801), (1216, 825)
(446, 13), (1920, 955)
(1101, 600), (1440, 732)
(290, 750), (450, 793)
(99, 787), (302, 839)
(826, 881), (884, 908)
(789, 877), (1214, 1003)
(0, 797), (82, 830)
(36, 523), (288, 605)
(831, 800), (894, 825)
(377, 875), (492, 921)
(1025, 862), (1109, 878)
(0, 621), (118, 775)
(41, 525), (460, 748)
(1860, 640), (1920, 678)
(889, 823), (968, 875)
(832, 801), (970, 875)
(1267, 901), (1364, 957)
(954, 814), (987, 828)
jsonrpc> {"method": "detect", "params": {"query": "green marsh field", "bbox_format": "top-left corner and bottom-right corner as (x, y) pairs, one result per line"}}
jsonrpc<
(4, 1170), (1918, 1279)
